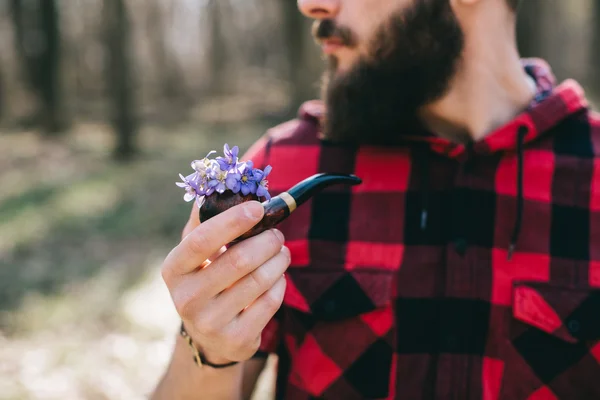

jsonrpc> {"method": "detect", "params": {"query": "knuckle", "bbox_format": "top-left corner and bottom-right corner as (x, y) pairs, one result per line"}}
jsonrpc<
(266, 230), (284, 252)
(160, 248), (179, 285)
(160, 262), (173, 286)
(227, 248), (251, 272)
(186, 230), (210, 258)
(265, 288), (284, 312)
(173, 295), (194, 320)
(194, 314), (220, 336)
(248, 265), (270, 290)
(281, 246), (291, 264)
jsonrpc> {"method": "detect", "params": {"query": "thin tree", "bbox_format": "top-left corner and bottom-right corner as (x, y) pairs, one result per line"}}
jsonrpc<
(103, 0), (138, 161)
(147, 0), (189, 102)
(38, 0), (64, 134)
(10, 0), (65, 134)
(207, 0), (227, 94)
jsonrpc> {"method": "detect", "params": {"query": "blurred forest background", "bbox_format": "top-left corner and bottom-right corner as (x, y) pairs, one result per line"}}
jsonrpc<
(0, 1), (599, 399)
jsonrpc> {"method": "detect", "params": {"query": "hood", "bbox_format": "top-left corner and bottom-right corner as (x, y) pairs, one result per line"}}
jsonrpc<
(411, 58), (590, 159)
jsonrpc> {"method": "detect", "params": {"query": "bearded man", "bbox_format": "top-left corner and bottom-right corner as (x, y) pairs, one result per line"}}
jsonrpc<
(153, 0), (600, 399)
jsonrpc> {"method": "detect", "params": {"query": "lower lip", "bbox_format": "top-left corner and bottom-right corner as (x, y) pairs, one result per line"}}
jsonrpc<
(321, 43), (343, 54)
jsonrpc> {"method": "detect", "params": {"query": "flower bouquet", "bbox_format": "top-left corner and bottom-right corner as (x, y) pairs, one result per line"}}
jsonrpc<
(177, 144), (362, 243)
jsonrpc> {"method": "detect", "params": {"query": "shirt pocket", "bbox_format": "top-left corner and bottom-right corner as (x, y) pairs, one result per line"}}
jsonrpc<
(505, 282), (600, 399)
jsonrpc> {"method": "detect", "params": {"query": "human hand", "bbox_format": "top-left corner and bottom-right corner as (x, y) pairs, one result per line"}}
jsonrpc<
(162, 201), (289, 364)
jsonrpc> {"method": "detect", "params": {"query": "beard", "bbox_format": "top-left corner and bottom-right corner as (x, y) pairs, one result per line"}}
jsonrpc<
(316, 0), (464, 145)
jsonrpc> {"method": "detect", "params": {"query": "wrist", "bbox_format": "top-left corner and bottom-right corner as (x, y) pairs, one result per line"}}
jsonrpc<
(179, 322), (239, 368)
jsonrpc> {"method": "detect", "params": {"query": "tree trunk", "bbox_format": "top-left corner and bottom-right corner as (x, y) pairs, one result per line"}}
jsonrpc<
(103, 0), (138, 161)
(207, 0), (227, 94)
(38, 0), (64, 134)
(147, 0), (188, 101)
(10, 0), (65, 133)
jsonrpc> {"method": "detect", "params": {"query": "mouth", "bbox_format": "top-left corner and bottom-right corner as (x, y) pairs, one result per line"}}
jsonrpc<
(319, 38), (345, 54)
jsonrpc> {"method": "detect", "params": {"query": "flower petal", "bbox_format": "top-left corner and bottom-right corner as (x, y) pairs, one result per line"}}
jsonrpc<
(263, 165), (272, 178)
(184, 192), (196, 202)
(252, 168), (263, 181)
(241, 184), (251, 196)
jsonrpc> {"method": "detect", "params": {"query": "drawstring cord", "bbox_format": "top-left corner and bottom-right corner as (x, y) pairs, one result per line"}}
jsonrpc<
(418, 146), (430, 231)
(507, 126), (528, 260)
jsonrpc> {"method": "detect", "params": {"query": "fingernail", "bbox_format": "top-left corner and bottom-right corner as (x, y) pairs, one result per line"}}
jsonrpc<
(244, 201), (264, 220)
(272, 229), (285, 243)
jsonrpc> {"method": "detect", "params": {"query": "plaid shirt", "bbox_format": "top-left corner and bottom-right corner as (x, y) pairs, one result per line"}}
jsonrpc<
(244, 59), (600, 399)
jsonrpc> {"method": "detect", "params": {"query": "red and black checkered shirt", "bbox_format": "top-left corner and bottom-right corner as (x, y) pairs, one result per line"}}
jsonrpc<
(244, 59), (600, 399)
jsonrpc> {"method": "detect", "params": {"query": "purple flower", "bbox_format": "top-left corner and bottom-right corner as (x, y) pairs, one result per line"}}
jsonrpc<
(176, 172), (202, 202)
(225, 170), (242, 194)
(253, 165), (272, 200)
(238, 161), (258, 196)
(206, 164), (228, 194)
(191, 150), (217, 179)
(216, 144), (239, 172)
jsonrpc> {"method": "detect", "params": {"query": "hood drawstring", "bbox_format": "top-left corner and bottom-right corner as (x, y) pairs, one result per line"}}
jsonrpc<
(418, 147), (430, 231)
(507, 126), (528, 260)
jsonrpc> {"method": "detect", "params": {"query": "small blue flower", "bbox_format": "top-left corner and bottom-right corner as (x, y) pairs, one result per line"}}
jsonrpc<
(207, 163), (228, 194)
(191, 150), (217, 178)
(239, 161), (258, 196)
(225, 170), (242, 193)
(216, 144), (239, 172)
(254, 165), (272, 200)
(176, 172), (202, 202)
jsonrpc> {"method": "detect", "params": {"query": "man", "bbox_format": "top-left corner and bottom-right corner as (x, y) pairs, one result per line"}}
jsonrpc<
(153, 0), (600, 399)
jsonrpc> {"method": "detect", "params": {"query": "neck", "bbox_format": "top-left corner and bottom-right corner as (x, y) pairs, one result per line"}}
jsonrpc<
(419, 18), (536, 143)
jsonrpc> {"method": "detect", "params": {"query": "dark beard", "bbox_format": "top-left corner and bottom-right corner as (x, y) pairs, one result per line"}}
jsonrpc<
(319, 0), (464, 145)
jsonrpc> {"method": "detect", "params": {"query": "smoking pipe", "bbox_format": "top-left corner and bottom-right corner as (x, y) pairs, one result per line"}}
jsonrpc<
(199, 173), (362, 243)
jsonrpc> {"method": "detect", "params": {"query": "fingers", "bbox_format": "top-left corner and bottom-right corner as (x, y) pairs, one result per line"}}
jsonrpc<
(209, 246), (290, 325)
(174, 229), (285, 310)
(233, 276), (287, 337)
(163, 201), (264, 278)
